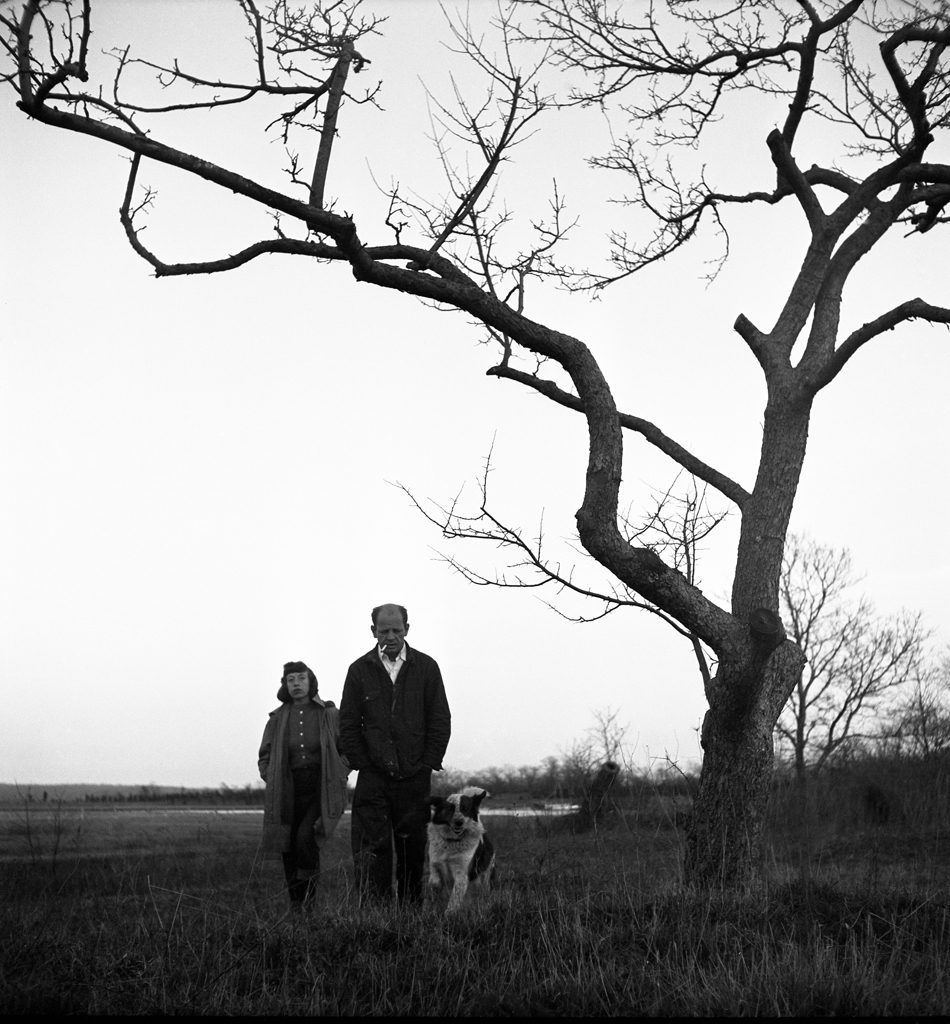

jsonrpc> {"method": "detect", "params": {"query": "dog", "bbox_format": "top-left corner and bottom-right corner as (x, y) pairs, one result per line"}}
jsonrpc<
(427, 786), (496, 913)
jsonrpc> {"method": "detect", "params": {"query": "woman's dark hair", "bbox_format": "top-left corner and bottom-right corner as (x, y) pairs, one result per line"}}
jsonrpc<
(276, 661), (319, 703)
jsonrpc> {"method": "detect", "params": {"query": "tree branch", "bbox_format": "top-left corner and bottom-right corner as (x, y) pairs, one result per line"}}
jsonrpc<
(486, 363), (750, 509)
(310, 40), (358, 210)
(118, 152), (338, 274)
(766, 128), (825, 230)
(811, 298), (950, 391)
(396, 456), (724, 663)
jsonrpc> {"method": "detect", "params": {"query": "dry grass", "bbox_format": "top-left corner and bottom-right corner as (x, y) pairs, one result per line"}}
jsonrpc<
(1, 797), (949, 1015)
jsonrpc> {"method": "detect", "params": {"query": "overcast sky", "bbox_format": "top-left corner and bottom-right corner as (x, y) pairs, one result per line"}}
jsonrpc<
(2, 0), (948, 789)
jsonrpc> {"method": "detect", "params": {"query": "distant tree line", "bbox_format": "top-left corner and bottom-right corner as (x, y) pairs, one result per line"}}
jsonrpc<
(81, 783), (266, 806)
(436, 760), (693, 802)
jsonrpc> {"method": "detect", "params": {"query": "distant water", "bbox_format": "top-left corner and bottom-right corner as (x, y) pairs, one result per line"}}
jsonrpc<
(131, 805), (580, 818)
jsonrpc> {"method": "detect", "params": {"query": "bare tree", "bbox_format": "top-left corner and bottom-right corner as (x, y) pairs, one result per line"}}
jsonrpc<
(888, 650), (950, 759)
(776, 535), (929, 780)
(560, 705), (631, 784)
(5, 0), (950, 886)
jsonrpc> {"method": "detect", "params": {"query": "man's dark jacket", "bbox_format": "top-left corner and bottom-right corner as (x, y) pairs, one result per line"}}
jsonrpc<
(339, 644), (451, 779)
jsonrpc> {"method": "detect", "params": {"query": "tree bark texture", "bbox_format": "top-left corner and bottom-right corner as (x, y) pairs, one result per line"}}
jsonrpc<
(685, 640), (806, 887)
(731, 397), (812, 618)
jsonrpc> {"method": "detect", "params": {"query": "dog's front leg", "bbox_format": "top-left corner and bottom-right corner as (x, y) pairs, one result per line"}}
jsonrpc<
(429, 861), (448, 891)
(445, 870), (469, 914)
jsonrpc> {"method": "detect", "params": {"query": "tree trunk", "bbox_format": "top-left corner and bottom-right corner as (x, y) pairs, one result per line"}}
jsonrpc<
(684, 640), (805, 887)
(683, 393), (812, 887)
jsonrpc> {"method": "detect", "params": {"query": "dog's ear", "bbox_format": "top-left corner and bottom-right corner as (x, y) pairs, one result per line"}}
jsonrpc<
(473, 788), (489, 806)
(428, 795), (444, 812)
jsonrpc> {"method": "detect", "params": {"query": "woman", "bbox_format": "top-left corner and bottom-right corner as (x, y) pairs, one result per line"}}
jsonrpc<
(258, 661), (350, 911)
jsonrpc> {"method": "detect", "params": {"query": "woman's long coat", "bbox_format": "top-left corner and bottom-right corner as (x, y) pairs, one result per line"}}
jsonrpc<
(258, 697), (350, 855)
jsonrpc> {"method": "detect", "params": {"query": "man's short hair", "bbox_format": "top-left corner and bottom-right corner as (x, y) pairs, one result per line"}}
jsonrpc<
(371, 603), (408, 628)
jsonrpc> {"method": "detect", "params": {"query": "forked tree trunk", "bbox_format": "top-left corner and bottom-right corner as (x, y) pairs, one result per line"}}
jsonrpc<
(684, 640), (805, 888)
(682, 396), (812, 887)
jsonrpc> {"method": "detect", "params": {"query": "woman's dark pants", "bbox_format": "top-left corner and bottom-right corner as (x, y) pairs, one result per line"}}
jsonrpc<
(282, 765), (322, 907)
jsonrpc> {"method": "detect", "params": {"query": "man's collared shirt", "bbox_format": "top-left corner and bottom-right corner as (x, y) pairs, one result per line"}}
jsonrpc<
(378, 642), (407, 682)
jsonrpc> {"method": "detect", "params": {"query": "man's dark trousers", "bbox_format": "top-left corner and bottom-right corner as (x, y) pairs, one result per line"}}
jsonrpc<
(351, 767), (431, 903)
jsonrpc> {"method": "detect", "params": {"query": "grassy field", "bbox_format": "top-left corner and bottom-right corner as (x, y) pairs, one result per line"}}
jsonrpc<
(2, 793), (949, 1016)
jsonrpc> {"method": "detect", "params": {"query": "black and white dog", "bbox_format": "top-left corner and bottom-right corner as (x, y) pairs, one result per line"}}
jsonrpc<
(427, 787), (496, 913)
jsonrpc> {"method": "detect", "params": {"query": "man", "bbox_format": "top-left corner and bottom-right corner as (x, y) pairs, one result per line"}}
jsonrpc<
(339, 603), (451, 903)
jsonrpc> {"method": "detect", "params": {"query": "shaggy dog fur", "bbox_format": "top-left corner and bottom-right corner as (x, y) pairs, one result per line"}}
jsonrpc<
(427, 787), (496, 913)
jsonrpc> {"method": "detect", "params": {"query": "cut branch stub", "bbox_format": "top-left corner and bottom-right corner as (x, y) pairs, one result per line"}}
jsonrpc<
(748, 607), (787, 661)
(749, 607), (783, 640)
